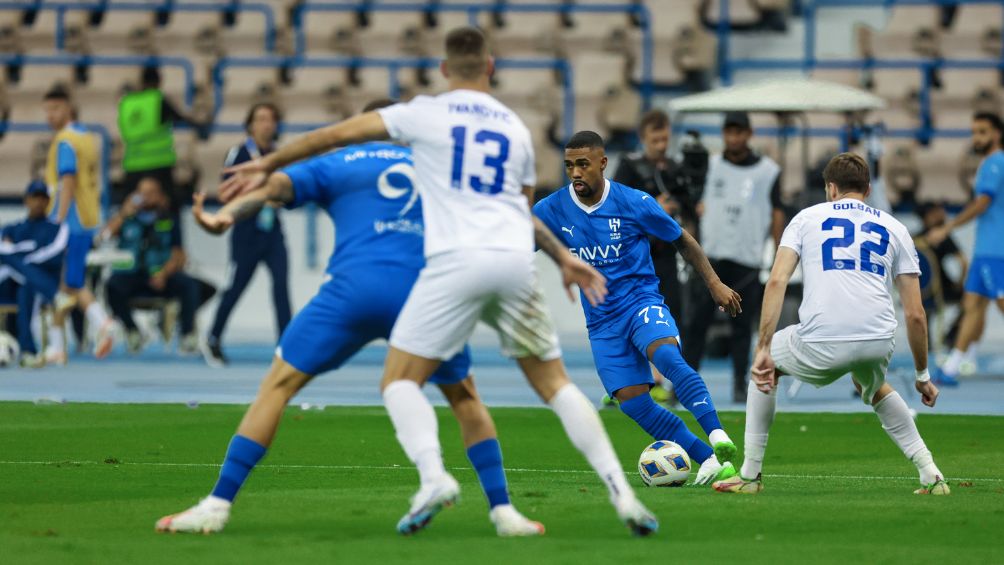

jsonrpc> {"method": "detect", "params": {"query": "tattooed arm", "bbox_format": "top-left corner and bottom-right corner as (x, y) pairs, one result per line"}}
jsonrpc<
(673, 230), (742, 317)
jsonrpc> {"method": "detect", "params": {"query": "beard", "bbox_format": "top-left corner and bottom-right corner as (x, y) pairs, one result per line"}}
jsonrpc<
(974, 140), (993, 155)
(572, 179), (595, 198)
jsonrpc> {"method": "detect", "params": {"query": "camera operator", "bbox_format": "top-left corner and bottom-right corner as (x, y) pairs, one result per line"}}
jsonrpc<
(683, 111), (785, 403)
(613, 110), (699, 319)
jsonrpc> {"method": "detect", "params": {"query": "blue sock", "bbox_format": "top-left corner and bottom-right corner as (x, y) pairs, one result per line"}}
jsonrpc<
(211, 435), (268, 502)
(466, 438), (510, 508)
(652, 344), (723, 436)
(619, 394), (713, 463)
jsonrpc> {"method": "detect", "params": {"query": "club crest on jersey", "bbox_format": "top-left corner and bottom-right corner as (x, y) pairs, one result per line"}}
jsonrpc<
(609, 218), (622, 241)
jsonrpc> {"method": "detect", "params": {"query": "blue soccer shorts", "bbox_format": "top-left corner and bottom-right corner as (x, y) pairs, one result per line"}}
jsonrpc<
(589, 300), (680, 396)
(964, 257), (1004, 300)
(64, 230), (95, 290)
(277, 272), (471, 384)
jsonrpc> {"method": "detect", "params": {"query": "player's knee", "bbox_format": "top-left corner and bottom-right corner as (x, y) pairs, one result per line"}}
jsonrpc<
(614, 384), (650, 403)
(646, 337), (679, 362)
(871, 383), (894, 405)
(261, 358), (311, 398)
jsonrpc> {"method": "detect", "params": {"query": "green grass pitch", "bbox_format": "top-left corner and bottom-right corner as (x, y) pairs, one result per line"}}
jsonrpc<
(1, 402), (1001, 564)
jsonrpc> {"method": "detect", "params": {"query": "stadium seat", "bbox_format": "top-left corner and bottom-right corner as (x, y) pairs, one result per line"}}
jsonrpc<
(702, 0), (763, 28)
(358, 10), (425, 59)
(220, 8), (271, 55)
(942, 4), (1003, 58)
(300, 8), (358, 55)
(865, 5), (940, 59)
(90, 11), (156, 54)
(931, 69), (1002, 128)
(192, 131), (246, 196)
(911, 138), (974, 204)
(0, 132), (47, 198)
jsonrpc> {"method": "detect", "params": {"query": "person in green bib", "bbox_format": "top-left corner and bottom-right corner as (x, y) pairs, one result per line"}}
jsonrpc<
(117, 66), (205, 209)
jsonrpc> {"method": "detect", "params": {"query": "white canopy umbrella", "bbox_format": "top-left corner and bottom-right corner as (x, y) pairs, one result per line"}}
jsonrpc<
(668, 77), (886, 114)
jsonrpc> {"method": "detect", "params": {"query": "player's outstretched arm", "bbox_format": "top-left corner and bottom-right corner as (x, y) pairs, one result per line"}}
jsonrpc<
(672, 230), (742, 317)
(896, 273), (939, 407)
(194, 173), (295, 235)
(219, 112), (390, 201)
(752, 247), (798, 392)
(927, 194), (991, 245)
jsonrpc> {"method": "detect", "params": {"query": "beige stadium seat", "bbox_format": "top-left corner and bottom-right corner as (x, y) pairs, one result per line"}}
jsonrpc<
(283, 67), (345, 123)
(931, 69), (1001, 129)
(19, 10), (58, 53)
(217, 66), (280, 123)
(0, 132), (46, 197)
(358, 10), (424, 58)
(153, 11), (218, 58)
(942, 4), (1003, 58)
(301, 9), (357, 55)
(493, 67), (555, 100)
(913, 138), (972, 204)
(869, 5), (939, 59)
(221, 9), (271, 55)
(702, 0), (761, 28)
(488, 5), (564, 57)
(191, 132), (245, 196)
(90, 11), (155, 54)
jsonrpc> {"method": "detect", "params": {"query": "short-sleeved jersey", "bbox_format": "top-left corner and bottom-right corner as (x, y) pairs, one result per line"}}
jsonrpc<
(973, 149), (1004, 259)
(376, 90), (536, 258)
(281, 142), (424, 275)
(780, 198), (920, 342)
(534, 179), (683, 332)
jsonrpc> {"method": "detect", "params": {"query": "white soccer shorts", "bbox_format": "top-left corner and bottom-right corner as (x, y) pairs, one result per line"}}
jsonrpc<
(389, 249), (562, 362)
(770, 325), (895, 405)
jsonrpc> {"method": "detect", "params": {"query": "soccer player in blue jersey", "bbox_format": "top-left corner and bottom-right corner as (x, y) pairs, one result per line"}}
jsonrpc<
(534, 131), (743, 484)
(929, 112), (1004, 386)
(155, 103), (543, 537)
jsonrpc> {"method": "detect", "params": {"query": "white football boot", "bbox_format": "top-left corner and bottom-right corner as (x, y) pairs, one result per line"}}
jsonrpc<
(614, 494), (659, 537)
(396, 473), (460, 535)
(489, 504), (545, 537)
(155, 496), (231, 534)
(694, 458), (738, 486)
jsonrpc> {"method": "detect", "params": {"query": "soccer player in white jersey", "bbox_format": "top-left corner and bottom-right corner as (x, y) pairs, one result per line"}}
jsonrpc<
(713, 153), (950, 496)
(220, 27), (658, 536)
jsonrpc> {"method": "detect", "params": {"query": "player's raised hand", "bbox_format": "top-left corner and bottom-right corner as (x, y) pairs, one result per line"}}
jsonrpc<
(916, 380), (939, 407)
(711, 281), (742, 317)
(192, 192), (234, 235)
(219, 158), (269, 202)
(750, 348), (776, 393)
(560, 255), (608, 307)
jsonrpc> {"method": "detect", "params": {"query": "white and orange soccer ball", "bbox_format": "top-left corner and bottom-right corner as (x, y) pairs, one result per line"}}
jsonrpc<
(638, 440), (691, 487)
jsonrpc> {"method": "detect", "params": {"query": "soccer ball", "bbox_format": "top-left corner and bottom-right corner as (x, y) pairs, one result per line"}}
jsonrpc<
(0, 331), (19, 367)
(638, 440), (691, 487)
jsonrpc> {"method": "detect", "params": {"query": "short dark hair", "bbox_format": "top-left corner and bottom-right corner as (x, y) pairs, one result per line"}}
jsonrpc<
(973, 111), (1003, 133)
(444, 26), (489, 80)
(362, 98), (396, 113)
(822, 152), (870, 194)
(141, 65), (161, 89)
(639, 109), (670, 134)
(43, 85), (71, 102)
(565, 130), (605, 151)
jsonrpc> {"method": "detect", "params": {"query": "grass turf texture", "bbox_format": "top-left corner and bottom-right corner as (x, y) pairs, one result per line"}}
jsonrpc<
(1, 402), (1001, 565)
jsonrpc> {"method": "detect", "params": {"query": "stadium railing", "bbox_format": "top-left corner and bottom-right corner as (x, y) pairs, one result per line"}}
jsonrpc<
(291, 1), (655, 109)
(0, 53), (198, 106)
(0, 1), (278, 52)
(713, 0), (1004, 144)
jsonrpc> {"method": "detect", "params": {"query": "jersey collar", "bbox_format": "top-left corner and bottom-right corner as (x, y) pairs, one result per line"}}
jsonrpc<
(568, 179), (611, 214)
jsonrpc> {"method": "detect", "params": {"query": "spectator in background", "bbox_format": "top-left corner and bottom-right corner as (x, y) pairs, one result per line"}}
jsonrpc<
(683, 111), (785, 402)
(915, 202), (969, 349)
(117, 65), (206, 209)
(103, 176), (201, 355)
(42, 86), (116, 364)
(203, 103), (291, 368)
(0, 180), (68, 367)
(613, 110), (696, 320)
(929, 112), (1004, 386)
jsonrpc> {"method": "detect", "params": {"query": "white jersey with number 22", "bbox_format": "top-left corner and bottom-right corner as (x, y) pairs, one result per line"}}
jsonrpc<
(377, 89), (536, 258)
(779, 198), (920, 343)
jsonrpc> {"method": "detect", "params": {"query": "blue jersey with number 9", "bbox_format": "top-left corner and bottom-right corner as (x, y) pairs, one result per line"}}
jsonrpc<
(779, 198), (920, 342)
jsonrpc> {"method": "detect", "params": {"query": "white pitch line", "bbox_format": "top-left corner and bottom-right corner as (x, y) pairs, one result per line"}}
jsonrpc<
(0, 460), (1000, 483)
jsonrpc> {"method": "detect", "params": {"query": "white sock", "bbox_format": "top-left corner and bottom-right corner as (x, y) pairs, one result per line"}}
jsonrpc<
(708, 429), (730, 447)
(942, 348), (965, 376)
(548, 383), (632, 501)
(963, 347), (977, 364)
(873, 391), (942, 484)
(85, 302), (108, 333)
(382, 380), (445, 486)
(740, 380), (777, 480)
(47, 324), (65, 354)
